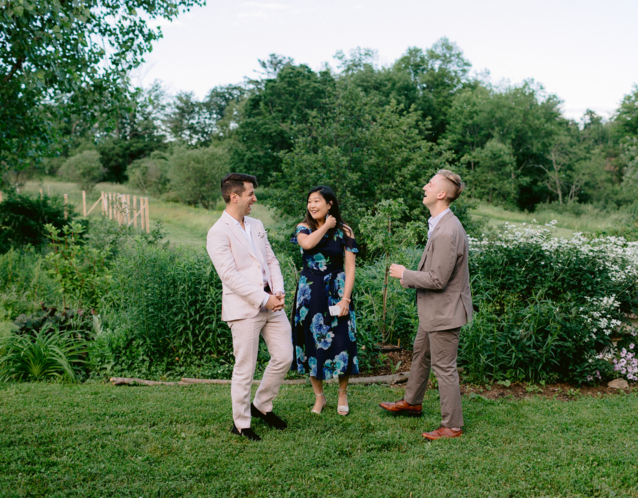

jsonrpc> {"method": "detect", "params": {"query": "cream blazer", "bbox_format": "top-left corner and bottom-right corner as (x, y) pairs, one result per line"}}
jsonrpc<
(207, 215), (284, 322)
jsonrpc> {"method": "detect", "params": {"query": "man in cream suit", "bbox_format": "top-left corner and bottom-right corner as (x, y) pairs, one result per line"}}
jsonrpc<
(380, 170), (472, 440)
(207, 173), (293, 442)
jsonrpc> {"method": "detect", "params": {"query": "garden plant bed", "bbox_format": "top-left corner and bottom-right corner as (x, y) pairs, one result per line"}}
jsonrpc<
(459, 382), (636, 401)
(356, 347), (414, 377)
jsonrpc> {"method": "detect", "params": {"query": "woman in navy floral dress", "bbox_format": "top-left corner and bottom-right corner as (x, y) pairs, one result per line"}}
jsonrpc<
(290, 186), (358, 415)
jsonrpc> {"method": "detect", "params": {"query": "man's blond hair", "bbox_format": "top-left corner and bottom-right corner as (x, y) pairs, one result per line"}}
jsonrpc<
(436, 169), (465, 203)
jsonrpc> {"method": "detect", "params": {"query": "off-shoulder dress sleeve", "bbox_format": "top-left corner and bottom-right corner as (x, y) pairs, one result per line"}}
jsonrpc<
(291, 225), (312, 244)
(341, 230), (359, 253)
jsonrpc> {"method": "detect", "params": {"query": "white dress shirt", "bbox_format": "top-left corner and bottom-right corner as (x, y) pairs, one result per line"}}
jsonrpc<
(428, 208), (451, 239)
(222, 211), (283, 307)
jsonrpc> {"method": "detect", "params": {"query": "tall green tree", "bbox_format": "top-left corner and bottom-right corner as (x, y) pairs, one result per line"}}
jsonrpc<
(231, 57), (335, 181)
(615, 85), (638, 139)
(267, 82), (482, 242)
(165, 85), (244, 146)
(0, 0), (203, 176)
(446, 81), (564, 209)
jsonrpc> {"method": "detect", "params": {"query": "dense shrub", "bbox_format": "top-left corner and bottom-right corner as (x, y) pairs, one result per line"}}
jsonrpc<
(58, 150), (105, 192)
(127, 151), (170, 196)
(167, 145), (230, 209)
(44, 222), (112, 310)
(0, 307), (95, 382)
(355, 253), (420, 367)
(460, 222), (638, 383)
(0, 192), (70, 253)
(92, 243), (233, 379)
(0, 249), (60, 318)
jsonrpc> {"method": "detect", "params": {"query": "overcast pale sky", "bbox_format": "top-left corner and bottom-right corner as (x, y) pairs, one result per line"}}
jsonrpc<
(137, 0), (638, 120)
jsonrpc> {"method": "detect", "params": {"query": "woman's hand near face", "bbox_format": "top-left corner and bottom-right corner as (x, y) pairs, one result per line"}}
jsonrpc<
(324, 215), (337, 230)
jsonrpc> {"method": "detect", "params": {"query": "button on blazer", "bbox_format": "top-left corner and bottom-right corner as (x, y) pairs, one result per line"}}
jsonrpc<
(401, 211), (473, 331)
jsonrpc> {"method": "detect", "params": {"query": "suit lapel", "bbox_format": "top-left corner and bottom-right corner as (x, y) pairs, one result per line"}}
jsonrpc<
(227, 218), (260, 262)
(418, 211), (455, 271)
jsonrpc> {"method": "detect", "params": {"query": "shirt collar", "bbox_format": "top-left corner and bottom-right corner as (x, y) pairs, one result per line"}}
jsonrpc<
(428, 208), (451, 228)
(223, 210), (246, 227)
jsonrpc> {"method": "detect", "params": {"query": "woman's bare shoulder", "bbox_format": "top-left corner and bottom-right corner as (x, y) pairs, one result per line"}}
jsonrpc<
(342, 224), (354, 237)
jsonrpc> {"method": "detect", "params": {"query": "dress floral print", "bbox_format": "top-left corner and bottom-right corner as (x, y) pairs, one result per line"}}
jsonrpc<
(290, 226), (359, 380)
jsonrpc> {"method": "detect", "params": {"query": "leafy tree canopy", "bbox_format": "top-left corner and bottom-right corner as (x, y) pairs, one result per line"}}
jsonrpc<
(0, 0), (203, 174)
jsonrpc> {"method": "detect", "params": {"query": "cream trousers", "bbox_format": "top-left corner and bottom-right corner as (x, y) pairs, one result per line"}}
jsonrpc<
(228, 308), (293, 429)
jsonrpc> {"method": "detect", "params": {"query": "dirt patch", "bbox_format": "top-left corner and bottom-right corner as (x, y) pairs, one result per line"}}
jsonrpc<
(459, 382), (638, 401)
(361, 348), (636, 400)
(351, 349), (413, 377)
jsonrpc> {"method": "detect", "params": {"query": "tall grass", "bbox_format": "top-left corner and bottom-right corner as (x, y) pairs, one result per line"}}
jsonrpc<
(93, 243), (234, 379)
(473, 202), (633, 234)
(0, 325), (89, 382)
(0, 249), (60, 318)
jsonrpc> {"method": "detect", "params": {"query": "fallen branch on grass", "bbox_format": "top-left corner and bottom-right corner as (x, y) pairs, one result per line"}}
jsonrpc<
(110, 372), (409, 387)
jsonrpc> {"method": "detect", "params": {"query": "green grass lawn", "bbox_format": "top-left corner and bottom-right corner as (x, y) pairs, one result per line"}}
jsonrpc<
(1, 382), (637, 497)
(471, 203), (629, 239)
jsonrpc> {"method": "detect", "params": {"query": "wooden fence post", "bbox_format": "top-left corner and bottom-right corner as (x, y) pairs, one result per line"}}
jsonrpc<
(140, 198), (145, 232)
(108, 193), (113, 220)
(145, 197), (150, 234)
(82, 191), (87, 217)
(0, 191), (3, 203)
(133, 196), (138, 228)
(118, 194), (122, 226)
(101, 191), (106, 216)
(64, 194), (68, 219)
(40, 189), (43, 199)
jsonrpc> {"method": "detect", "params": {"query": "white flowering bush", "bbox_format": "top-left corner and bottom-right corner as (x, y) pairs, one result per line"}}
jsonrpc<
(613, 344), (638, 381)
(460, 221), (638, 383)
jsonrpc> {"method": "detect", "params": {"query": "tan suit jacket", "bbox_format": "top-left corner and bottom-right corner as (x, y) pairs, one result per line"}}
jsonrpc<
(207, 215), (284, 322)
(401, 211), (473, 331)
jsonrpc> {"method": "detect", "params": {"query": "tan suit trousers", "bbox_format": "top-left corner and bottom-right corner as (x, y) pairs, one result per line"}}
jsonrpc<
(404, 325), (464, 428)
(229, 308), (293, 429)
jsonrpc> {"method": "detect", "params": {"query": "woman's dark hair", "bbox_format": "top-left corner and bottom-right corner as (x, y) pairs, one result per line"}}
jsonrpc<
(301, 186), (349, 237)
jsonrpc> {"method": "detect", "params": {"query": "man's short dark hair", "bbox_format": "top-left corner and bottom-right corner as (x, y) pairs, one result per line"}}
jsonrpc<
(221, 173), (258, 203)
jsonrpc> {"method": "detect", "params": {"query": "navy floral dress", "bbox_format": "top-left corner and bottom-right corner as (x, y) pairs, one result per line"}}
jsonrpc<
(290, 226), (360, 380)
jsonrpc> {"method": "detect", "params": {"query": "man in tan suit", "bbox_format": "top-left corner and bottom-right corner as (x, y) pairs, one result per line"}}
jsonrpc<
(207, 173), (293, 442)
(380, 170), (472, 440)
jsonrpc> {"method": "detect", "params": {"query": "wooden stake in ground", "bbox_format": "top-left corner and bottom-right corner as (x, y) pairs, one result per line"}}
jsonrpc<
(82, 191), (87, 217)
(145, 197), (150, 233)
(63, 194), (68, 219)
(40, 189), (43, 199)
(133, 196), (138, 228)
(382, 216), (391, 341)
(0, 191), (3, 203)
(101, 191), (107, 217)
(108, 193), (113, 220)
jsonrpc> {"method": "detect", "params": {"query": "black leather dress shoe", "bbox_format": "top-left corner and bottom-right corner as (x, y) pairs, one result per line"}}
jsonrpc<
(251, 403), (287, 430)
(230, 423), (261, 441)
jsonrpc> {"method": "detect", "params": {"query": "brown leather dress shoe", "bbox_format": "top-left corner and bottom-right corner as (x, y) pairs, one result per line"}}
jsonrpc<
(422, 427), (463, 440)
(379, 398), (423, 416)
